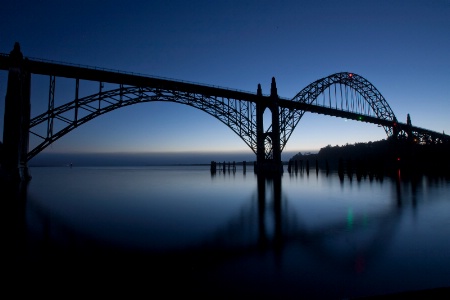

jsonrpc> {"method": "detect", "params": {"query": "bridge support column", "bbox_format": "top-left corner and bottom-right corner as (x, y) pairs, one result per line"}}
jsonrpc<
(406, 113), (413, 142)
(270, 77), (282, 173)
(255, 78), (283, 174)
(256, 84), (265, 170)
(2, 43), (31, 182)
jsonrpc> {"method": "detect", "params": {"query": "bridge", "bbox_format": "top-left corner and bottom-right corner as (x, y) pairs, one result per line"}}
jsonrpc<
(1, 43), (449, 181)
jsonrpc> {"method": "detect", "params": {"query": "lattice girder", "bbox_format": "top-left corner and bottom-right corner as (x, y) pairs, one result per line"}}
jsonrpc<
(278, 72), (397, 151)
(28, 85), (258, 161)
(27, 72), (449, 162)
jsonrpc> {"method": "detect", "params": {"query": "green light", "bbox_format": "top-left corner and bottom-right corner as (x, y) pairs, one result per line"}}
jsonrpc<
(358, 116), (363, 121)
(347, 208), (353, 230)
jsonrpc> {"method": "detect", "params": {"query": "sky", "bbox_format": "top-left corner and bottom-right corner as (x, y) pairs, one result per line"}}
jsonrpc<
(1, 0), (450, 165)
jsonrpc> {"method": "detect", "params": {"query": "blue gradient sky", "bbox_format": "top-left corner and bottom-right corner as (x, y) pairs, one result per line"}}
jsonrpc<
(1, 0), (450, 163)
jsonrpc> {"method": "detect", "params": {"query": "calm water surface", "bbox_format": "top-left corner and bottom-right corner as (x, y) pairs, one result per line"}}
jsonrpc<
(9, 166), (450, 298)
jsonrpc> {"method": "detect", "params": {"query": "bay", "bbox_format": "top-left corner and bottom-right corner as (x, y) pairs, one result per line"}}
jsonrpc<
(5, 165), (450, 298)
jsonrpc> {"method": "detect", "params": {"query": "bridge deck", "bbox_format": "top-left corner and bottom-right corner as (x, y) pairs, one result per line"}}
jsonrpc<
(0, 53), (259, 102)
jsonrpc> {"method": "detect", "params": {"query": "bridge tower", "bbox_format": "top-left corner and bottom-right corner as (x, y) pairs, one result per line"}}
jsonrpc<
(1, 43), (31, 181)
(255, 77), (283, 174)
(406, 113), (413, 142)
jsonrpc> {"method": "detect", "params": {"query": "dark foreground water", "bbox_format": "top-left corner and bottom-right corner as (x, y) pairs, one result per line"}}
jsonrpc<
(4, 166), (450, 298)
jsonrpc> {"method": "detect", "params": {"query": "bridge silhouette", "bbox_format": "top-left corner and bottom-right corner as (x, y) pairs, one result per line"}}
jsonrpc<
(1, 43), (449, 181)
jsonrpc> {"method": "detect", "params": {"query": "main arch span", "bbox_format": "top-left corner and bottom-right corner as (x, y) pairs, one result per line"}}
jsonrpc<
(1, 44), (449, 181)
(280, 72), (397, 146)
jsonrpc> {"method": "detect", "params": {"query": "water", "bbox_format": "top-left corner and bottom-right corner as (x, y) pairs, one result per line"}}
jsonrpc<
(5, 166), (450, 298)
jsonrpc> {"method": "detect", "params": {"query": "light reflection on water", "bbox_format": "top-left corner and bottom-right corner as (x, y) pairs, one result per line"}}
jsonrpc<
(19, 166), (450, 297)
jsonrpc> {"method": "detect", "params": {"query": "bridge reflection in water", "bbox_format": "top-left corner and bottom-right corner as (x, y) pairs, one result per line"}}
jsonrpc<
(3, 166), (450, 298)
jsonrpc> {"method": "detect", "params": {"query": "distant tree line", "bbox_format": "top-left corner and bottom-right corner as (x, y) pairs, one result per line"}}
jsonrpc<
(289, 139), (450, 177)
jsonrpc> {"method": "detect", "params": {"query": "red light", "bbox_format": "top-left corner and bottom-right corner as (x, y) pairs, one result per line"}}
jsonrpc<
(348, 73), (353, 78)
(397, 157), (401, 161)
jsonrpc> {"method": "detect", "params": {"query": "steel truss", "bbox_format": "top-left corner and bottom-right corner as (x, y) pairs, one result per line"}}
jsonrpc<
(278, 72), (398, 152)
(395, 125), (449, 145)
(28, 84), (259, 161)
(26, 72), (449, 162)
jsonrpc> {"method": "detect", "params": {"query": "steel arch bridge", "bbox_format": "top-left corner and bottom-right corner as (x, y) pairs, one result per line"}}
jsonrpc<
(25, 71), (446, 161)
(1, 44), (449, 180)
(20, 72), (396, 161)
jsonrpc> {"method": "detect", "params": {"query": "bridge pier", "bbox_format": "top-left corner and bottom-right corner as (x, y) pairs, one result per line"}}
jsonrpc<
(1, 43), (31, 182)
(255, 77), (283, 175)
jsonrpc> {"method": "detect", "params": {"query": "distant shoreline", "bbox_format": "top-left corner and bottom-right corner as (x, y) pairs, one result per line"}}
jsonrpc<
(288, 139), (450, 177)
(27, 163), (213, 167)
